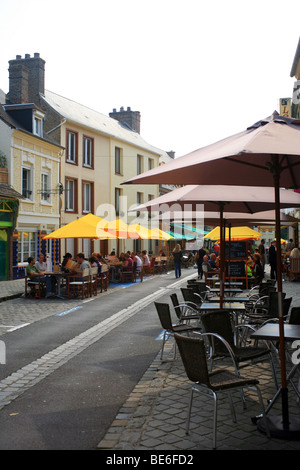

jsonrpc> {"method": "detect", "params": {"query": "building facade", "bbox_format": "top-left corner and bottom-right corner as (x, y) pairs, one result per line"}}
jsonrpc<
(3, 53), (173, 264)
(0, 102), (62, 279)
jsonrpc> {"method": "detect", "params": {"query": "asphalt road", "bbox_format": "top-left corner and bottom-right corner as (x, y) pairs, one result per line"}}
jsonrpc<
(0, 270), (196, 450)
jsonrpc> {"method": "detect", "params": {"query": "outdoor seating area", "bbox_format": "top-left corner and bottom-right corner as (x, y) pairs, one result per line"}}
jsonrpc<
(23, 249), (174, 300)
(152, 275), (300, 448)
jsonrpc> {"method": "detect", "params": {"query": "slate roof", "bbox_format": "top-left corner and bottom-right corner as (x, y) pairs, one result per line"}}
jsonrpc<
(42, 90), (170, 158)
(0, 183), (23, 199)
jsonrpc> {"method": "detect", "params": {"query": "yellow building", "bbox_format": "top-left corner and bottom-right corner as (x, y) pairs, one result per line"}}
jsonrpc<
(0, 102), (62, 278)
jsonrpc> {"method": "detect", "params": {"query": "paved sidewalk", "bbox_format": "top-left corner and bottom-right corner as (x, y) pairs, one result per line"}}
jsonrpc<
(97, 273), (300, 451)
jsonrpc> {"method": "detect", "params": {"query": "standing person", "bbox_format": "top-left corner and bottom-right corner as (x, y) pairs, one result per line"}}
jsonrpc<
(252, 253), (264, 285)
(196, 246), (206, 279)
(258, 239), (266, 273)
(268, 240), (277, 280)
(172, 244), (183, 279)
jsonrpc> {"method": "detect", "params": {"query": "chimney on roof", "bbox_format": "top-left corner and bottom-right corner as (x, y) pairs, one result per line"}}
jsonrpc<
(109, 106), (141, 133)
(7, 53), (45, 104)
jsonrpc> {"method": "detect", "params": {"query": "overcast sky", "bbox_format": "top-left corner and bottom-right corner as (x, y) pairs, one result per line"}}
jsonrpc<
(1, 0), (299, 157)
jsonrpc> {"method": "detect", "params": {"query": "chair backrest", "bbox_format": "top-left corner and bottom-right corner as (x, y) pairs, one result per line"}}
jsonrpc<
(170, 293), (181, 320)
(187, 280), (207, 293)
(290, 257), (300, 272)
(181, 287), (201, 305)
(53, 264), (60, 272)
(268, 291), (286, 316)
(154, 302), (173, 330)
(289, 307), (300, 325)
(90, 267), (98, 276)
(174, 333), (210, 386)
(201, 310), (235, 353)
(150, 257), (156, 267)
(101, 264), (109, 274)
(82, 268), (90, 278)
(283, 298), (292, 319)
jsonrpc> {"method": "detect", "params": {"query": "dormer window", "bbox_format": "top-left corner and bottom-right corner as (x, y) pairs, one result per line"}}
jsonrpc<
(33, 110), (44, 137)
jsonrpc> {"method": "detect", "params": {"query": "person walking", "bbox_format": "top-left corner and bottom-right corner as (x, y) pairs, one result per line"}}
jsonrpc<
(258, 239), (266, 273)
(196, 246), (206, 279)
(172, 244), (183, 278)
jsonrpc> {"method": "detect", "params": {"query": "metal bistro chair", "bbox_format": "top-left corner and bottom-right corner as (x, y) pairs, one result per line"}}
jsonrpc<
(170, 293), (201, 326)
(174, 333), (269, 449)
(200, 310), (279, 392)
(154, 302), (201, 360)
(180, 288), (202, 311)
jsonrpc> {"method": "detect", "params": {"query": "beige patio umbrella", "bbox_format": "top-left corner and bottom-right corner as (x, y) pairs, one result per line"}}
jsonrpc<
(123, 112), (300, 438)
(131, 184), (300, 305)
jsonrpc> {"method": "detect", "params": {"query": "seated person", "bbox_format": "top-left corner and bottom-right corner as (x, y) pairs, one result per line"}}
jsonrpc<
(74, 253), (91, 274)
(89, 256), (101, 275)
(142, 250), (150, 266)
(61, 253), (76, 272)
(208, 253), (219, 269)
(122, 253), (133, 272)
(26, 257), (55, 295)
(202, 254), (218, 281)
(35, 253), (47, 272)
(252, 253), (264, 285)
(132, 252), (143, 272)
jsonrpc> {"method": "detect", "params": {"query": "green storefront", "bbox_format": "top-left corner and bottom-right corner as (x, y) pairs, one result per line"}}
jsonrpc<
(0, 187), (22, 281)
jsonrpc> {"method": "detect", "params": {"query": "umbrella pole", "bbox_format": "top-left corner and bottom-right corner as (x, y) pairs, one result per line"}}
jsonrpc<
(258, 157), (300, 439)
(274, 172), (289, 425)
(219, 204), (225, 309)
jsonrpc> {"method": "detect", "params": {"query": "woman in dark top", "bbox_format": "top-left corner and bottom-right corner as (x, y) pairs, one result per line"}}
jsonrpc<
(173, 244), (183, 278)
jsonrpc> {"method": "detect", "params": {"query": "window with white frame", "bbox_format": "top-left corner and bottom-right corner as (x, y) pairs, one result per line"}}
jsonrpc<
(66, 130), (78, 164)
(115, 187), (121, 215)
(137, 154), (143, 174)
(115, 147), (122, 174)
(18, 231), (37, 263)
(65, 179), (76, 212)
(33, 111), (44, 137)
(83, 136), (93, 167)
(22, 167), (32, 200)
(41, 173), (51, 202)
(148, 158), (154, 171)
(82, 182), (91, 213)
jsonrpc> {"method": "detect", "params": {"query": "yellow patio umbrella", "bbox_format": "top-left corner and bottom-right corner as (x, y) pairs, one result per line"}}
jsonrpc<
(43, 213), (114, 239)
(204, 226), (262, 241)
(98, 219), (141, 239)
(149, 227), (174, 240)
(128, 223), (152, 239)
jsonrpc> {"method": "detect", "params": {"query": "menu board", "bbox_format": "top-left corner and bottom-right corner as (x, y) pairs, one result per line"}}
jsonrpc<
(225, 241), (247, 259)
(225, 260), (245, 277)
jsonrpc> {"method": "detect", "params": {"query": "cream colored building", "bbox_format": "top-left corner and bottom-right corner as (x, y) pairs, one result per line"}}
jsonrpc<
(42, 91), (168, 257)
(5, 53), (173, 260)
